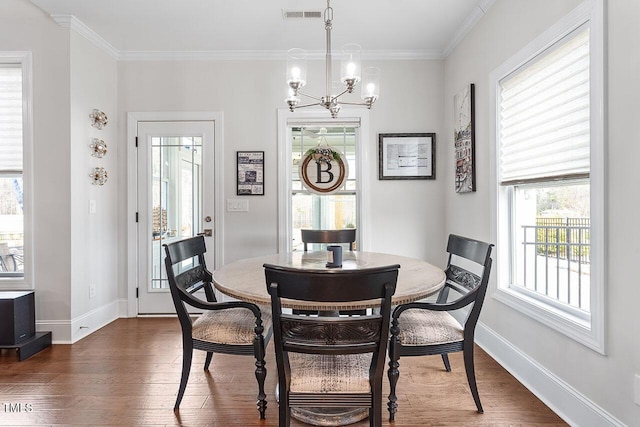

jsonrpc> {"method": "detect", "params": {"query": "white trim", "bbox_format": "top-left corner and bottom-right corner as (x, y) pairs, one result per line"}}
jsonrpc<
(126, 112), (225, 317)
(51, 15), (119, 60)
(489, 0), (605, 353)
(0, 52), (33, 290)
(476, 322), (625, 427)
(119, 49), (444, 62)
(277, 109), (371, 253)
(36, 301), (119, 344)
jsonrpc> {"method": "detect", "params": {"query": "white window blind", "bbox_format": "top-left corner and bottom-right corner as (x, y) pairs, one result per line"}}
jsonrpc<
(499, 25), (590, 185)
(0, 65), (23, 173)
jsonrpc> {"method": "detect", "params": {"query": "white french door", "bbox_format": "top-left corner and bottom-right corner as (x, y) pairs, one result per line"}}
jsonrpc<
(136, 121), (215, 314)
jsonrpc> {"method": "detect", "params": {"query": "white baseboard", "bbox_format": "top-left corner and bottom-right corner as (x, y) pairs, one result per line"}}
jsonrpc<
(36, 301), (119, 344)
(476, 322), (625, 427)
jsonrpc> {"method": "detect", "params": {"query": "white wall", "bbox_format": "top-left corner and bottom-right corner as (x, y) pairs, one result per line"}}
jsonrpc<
(69, 31), (119, 340)
(443, 0), (640, 425)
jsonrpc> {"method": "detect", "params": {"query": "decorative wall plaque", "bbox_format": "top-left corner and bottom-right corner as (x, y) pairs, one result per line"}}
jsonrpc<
(298, 146), (348, 195)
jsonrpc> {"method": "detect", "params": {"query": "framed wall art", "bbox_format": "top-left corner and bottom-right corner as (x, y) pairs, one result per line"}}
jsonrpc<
(454, 83), (476, 193)
(237, 151), (264, 195)
(378, 133), (435, 180)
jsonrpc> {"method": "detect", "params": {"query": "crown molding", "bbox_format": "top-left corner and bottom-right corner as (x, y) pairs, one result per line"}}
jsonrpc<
(51, 14), (119, 60)
(118, 49), (444, 61)
(442, 0), (496, 58)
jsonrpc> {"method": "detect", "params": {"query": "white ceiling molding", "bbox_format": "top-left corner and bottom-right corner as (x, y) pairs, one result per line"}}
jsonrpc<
(51, 15), (119, 60)
(442, 0), (496, 57)
(118, 49), (445, 62)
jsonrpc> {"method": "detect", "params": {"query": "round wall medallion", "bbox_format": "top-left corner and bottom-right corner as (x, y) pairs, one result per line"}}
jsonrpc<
(298, 147), (348, 195)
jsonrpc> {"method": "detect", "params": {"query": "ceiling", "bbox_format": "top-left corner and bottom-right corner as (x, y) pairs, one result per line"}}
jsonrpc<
(29, 0), (493, 60)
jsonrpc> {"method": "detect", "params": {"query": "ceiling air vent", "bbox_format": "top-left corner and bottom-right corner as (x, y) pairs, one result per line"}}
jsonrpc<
(282, 10), (323, 20)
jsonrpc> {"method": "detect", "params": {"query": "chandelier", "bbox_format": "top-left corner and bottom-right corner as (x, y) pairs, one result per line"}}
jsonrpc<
(285, 0), (380, 118)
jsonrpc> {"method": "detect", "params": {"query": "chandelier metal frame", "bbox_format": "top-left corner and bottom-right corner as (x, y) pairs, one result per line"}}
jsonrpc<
(285, 0), (380, 118)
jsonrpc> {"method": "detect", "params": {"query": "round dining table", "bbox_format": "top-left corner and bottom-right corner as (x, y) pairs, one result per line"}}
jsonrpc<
(212, 250), (446, 427)
(212, 250), (446, 311)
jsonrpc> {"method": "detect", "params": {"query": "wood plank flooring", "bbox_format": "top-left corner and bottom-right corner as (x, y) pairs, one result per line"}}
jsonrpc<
(0, 318), (567, 426)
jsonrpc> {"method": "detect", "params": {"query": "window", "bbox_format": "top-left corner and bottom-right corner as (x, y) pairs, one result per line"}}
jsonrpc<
(0, 54), (31, 284)
(491, 0), (605, 352)
(277, 110), (371, 253)
(291, 126), (357, 251)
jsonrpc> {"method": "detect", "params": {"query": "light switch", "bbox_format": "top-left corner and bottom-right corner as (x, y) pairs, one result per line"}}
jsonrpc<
(89, 199), (97, 214)
(226, 199), (249, 212)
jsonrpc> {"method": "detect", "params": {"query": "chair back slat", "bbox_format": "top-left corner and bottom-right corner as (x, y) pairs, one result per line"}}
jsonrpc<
(280, 314), (383, 351)
(447, 234), (492, 266)
(301, 229), (356, 251)
(446, 264), (481, 292)
(165, 235), (207, 264)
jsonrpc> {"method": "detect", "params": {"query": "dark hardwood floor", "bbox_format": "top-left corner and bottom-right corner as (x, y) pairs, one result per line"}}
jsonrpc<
(0, 318), (567, 426)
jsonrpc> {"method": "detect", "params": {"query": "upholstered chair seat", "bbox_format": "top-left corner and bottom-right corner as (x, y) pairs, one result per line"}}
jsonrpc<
(192, 307), (272, 345)
(289, 353), (373, 394)
(396, 309), (463, 346)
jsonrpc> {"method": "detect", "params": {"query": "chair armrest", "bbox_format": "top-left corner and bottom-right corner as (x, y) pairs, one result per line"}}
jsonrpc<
(392, 294), (476, 319)
(180, 292), (265, 321)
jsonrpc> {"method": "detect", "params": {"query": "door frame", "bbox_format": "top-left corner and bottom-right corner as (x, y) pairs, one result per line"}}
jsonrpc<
(126, 112), (225, 317)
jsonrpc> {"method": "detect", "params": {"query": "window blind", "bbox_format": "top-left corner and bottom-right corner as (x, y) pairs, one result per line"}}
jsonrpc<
(0, 65), (22, 173)
(499, 25), (590, 185)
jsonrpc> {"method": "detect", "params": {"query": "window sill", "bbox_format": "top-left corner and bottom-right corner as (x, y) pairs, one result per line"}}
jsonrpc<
(492, 285), (605, 354)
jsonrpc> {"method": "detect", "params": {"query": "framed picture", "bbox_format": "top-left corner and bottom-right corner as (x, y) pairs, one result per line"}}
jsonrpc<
(454, 83), (476, 193)
(378, 133), (436, 180)
(237, 151), (264, 195)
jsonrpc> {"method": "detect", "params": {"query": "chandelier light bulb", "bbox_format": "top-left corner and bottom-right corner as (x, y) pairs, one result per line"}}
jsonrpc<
(291, 67), (301, 81)
(367, 83), (376, 96)
(346, 62), (356, 78)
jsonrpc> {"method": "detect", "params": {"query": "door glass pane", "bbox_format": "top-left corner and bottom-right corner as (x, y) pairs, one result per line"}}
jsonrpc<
(291, 126), (357, 251)
(151, 136), (203, 289)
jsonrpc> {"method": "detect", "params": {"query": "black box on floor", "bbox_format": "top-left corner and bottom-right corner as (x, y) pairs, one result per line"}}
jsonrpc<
(0, 291), (36, 345)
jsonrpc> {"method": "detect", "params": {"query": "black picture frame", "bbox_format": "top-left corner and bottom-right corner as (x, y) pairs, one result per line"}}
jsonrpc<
(236, 151), (264, 195)
(454, 83), (476, 193)
(378, 133), (436, 180)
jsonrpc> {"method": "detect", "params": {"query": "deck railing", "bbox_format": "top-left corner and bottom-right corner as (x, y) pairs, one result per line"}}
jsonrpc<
(520, 218), (590, 311)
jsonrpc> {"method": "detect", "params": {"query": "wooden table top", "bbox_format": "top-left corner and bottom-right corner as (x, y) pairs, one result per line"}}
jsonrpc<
(212, 251), (446, 311)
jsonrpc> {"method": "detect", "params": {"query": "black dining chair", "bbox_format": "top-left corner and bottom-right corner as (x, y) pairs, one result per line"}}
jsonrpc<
(163, 236), (272, 417)
(387, 234), (493, 418)
(265, 263), (400, 427)
(301, 228), (356, 251)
